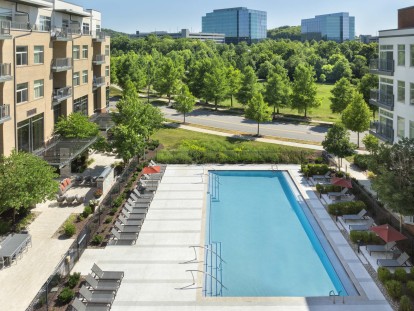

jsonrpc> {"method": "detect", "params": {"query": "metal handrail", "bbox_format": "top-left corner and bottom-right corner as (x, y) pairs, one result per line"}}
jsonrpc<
(93, 76), (105, 86)
(93, 54), (106, 63)
(52, 58), (72, 68)
(10, 21), (30, 30)
(180, 245), (227, 265)
(370, 58), (394, 72)
(53, 86), (72, 100)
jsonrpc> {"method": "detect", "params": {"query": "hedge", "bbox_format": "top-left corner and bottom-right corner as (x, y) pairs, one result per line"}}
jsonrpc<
(327, 201), (366, 216)
(350, 230), (382, 244)
(301, 164), (330, 177)
(316, 183), (342, 194)
(354, 154), (370, 171)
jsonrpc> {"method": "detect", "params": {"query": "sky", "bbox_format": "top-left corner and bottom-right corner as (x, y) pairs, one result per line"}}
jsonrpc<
(70, 0), (413, 36)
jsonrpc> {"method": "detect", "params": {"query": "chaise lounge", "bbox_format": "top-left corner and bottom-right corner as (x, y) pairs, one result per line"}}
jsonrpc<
(377, 252), (410, 267)
(85, 274), (120, 291)
(79, 285), (115, 304)
(366, 241), (396, 255)
(343, 209), (367, 222)
(349, 218), (374, 231)
(71, 298), (110, 311)
(91, 263), (124, 280)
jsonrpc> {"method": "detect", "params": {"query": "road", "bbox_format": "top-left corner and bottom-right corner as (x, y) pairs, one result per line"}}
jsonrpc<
(159, 106), (361, 144)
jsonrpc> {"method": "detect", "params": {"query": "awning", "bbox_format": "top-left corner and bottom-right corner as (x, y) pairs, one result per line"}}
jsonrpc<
(371, 224), (407, 243)
(331, 177), (353, 188)
(143, 166), (161, 174)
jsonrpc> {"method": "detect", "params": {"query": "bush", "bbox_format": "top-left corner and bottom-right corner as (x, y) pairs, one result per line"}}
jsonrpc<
(399, 295), (413, 311)
(67, 272), (80, 289)
(316, 183), (342, 194)
(93, 189), (103, 198)
(0, 219), (11, 235)
(385, 280), (402, 300)
(328, 201), (366, 216)
(378, 267), (392, 283)
(57, 287), (74, 304)
(112, 194), (126, 208)
(109, 207), (118, 216)
(354, 154), (370, 171)
(105, 217), (113, 224)
(350, 230), (381, 244)
(64, 223), (76, 237)
(82, 206), (93, 218)
(92, 234), (103, 245)
(301, 164), (330, 177)
(395, 268), (408, 283)
(407, 281), (414, 297)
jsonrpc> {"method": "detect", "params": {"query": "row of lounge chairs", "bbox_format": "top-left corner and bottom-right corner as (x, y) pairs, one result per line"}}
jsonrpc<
(71, 264), (124, 311)
(56, 194), (85, 205)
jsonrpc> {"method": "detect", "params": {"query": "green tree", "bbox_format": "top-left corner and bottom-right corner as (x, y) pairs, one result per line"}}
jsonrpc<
(322, 123), (355, 169)
(264, 70), (291, 116)
(153, 56), (183, 104)
(236, 66), (257, 106)
(362, 134), (379, 154)
(291, 64), (321, 117)
(245, 91), (272, 136)
(111, 125), (145, 163)
(330, 78), (354, 114)
(358, 74), (379, 118)
(342, 92), (371, 148)
(203, 61), (229, 111)
(226, 66), (242, 107)
(175, 85), (196, 123)
(0, 150), (59, 224)
(55, 113), (99, 138)
(351, 55), (368, 79)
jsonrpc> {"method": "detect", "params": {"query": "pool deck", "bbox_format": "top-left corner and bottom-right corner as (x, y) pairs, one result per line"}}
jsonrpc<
(73, 165), (392, 311)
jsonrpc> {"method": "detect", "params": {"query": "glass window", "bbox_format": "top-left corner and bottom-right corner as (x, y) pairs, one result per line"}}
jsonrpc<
(82, 45), (88, 59)
(73, 95), (88, 116)
(34, 46), (44, 64)
(105, 66), (110, 77)
(73, 45), (80, 60)
(105, 45), (110, 56)
(82, 23), (89, 35)
(34, 79), (44, 99)
(16, 46), (28, 66)
(410, 121), (414, 139)
(62, 19), (69, 29)
(17, 113), (44, 152)
(398, 81), (405, 103)
(411, 83), (414, 105)
(38, 15), (51, 31)
(16, 82), (28, 103)
(411, 45), (414, 67)
(398, 45), (405, 66)
(82, 70), (88, 84)
(397, 116), (405, 138)
(73, 72), (80, 86)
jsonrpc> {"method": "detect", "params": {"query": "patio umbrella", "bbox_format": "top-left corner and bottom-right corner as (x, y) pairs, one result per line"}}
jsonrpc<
(142, 166), (161, 174)
(370, 224), (407, 243)
(331, 177), (353, 189)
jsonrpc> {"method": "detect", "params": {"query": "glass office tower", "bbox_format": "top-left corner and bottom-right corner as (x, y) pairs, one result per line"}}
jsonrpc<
(301, 12), (355, 42)
(202, 7), (267, 44)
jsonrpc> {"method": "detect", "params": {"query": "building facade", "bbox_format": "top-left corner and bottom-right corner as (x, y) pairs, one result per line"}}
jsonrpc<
(0, 0), (110, 157)
(301, 12), (355, 42)
(134, 29), (225, 44)
(202, 7), (267, 44)
(369, 7), (414, 144)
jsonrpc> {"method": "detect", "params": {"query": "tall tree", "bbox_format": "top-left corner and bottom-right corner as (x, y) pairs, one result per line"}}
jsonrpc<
(330, 77), (354, 114)
(322, 123), (355, 170)
(236, 66), (257, 106)
(264, 70), (291, 116)
(175, 85), (196, 123)
(245, 91), (272, 136)
(153, 56), (183, 104)
(342, 92), (371, 148)
(226, 66), (242, 107)
(358, 73), (379, 118)
(203, 61), (229, 111)
(55, 113), (99, 138)
(291, 64), (321, 118)
(111, 125), (145, 163)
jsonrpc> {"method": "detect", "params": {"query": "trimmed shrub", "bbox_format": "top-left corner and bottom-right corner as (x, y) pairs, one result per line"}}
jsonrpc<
(92, 234), (103, 245)
(64, 223), (76, 237)
(109, 207), (118, 216)
(105, 217), (113, 224)
(67, 272), (80, 289)
(82, 206), (93, 218)
(354, 154), (370, 171)
(328, 201), (366, 216)
(350, 231), (381, 244)
(0, 219), (11, 235)
(407, 281), (414, 297)
(399, 295), (413, 311)
(112, 194), (126, 208)
(315, 183), (342, 194)
(301, 164), (330, 177)
(57, 287), (74, 304)
(385, 280), (402, 300)
(395, 267), (408, 283)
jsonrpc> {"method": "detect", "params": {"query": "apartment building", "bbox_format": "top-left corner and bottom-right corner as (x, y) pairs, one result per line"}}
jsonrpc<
(0, 0), (110, 160)
(369, 6), (414, 144)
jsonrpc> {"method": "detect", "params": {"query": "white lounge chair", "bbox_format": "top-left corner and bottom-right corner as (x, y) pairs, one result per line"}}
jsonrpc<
(118, 215), (143, 227)
(312, 171), (331, 181)
(377, 252), (410, 267)
(79, 285), (115, 304)
(349, 218), (374, 231)
(111, 228), (138, 243)
(366, 241), (396, 255)
(132, 188), (153, 199)
(327, 188), (349, 199)
(85, 274), (120, 291)
(91, 263), (124, 280)
(115, 220), (140, 233)
(343, 209), (367, 222)
(71, 298), (110, 311)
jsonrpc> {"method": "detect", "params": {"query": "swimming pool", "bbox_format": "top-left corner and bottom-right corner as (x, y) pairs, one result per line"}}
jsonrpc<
(205, 170), (354, 297)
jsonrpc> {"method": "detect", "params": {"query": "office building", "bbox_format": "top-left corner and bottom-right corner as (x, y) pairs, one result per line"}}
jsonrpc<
(0, 0), (110, 166)
(202, 7), (267, 44)
(134, 29), (225, 44)
(301, 12), (355, 42)
(359, 35), (379, 44)
(369, 6), (414, 145)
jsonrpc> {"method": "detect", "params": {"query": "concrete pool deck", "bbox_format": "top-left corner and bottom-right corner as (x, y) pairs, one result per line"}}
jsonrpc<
(73, 165), (392, 311)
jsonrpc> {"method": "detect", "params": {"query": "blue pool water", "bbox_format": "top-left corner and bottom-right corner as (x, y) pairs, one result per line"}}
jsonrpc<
(205, 171), (349, 297)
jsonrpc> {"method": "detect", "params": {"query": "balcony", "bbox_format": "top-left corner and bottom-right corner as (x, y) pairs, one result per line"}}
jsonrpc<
(92, 55), (106, 65)
(53, 87), (72, 104)
(10, 21), (31, 31)
(369, 89), (394, 111)
(0, 105), (11, 124)
(369, 121), (394, 144)
(52, 58), (72, 72)
(369, 58), (394, 76)
(0, 63), (12, 83)
(93, 31), (106, 42)
(93, 76), (105, 89)
(51, 28), (80, 41)
(0, 21), (11, 40)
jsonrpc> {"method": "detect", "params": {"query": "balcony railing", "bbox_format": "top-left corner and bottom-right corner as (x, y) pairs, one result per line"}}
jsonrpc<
(52, 58), (72, 72)
(92, 54), (106, 65)
(10, 21), (31, 31)
(93, 31), (106, 42)
(370, 121), (394, 143)
(0, 104), (11, 124)
(93, 76), (105, 89)
(369, 58), (394, 76)
(53, 87), (72, 104)
(0, 63), (12, 83)
(0, 21), (11, 39)
(51, 27), (81, 41)
(369, 89), (394, 111)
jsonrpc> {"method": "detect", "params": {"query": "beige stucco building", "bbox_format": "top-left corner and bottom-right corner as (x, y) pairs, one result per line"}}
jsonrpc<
(0, 0), (110, 157)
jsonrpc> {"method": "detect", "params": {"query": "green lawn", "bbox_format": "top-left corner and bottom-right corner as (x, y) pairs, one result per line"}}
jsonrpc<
(109, 86), (123, 97)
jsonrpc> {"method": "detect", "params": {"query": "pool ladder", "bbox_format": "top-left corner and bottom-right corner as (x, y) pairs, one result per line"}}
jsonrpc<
(329, 290), (344, 304)
(210, 173), (221, 202)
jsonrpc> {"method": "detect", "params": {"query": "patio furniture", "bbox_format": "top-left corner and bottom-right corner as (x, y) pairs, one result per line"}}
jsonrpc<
(115, 220), (141, 233)
(58, 178), (73, 195)
(343, 209), (367, 222)
(138, 182), (157, 192)
(75, 195), (85, 204)
(141, 174), (163, 181)
(85, 273), (120, 291)
(349, 218), (375, 231)
(122, 210), (145, 220)
(118, 215), (143, 227)
(312, 171), (331, 182)
(327, 188), (349, 199)
(79, 285), (115, 304)
(110, 228), (139, 243)
(123, 204), (148, 215)
(132, 189), (153, 200)
(366, 241), (396, 255)
(129, 193), (152, 203)
(65, 196), (76, 204)
(125, 201), (149, 209)
(377, 252), (410, 267)
(56, 194), (66, 205)
(0, 233), (32, 267)
(71, 298), (110, 311)
(91, 263), (124, 280)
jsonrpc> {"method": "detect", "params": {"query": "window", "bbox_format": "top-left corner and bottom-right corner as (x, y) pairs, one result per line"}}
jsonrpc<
(73, 72), (80, 86)
(39, 15), (51, 31)
(73, 95), (88, 115)
(82, 70), (88, 84)
(411, 45), (414, 67)
(82, 22), (89, 35)
(398, 81), (405, 103)
(34, 46), (44, 64)
(17, 113), (44, 152)
(411, 83), (414, 105)
(410, 121), (414, 139)
(62, 19), (69, 29)
(105, 66), (110, 77)
(73, 45), (80, 60)
(17, 82), (28, 103)
(82, 45), (88, 59)
(16, 46), (28, 66)
(96, 24), (101, 32)
(105, 45), (110, 56)
(397, 116), (405, 138)
(398, 45), (405, 66)
(34, 79), (44, 99)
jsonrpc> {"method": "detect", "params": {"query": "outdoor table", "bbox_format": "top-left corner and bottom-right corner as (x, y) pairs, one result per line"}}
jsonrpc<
(0, 233), (31, 266)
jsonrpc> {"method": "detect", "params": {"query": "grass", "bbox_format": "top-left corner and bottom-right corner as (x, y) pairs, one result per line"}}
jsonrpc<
(109, 86), (123, 97)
